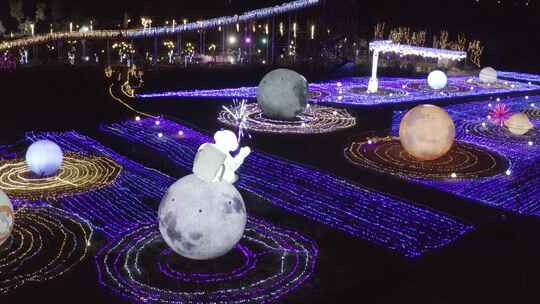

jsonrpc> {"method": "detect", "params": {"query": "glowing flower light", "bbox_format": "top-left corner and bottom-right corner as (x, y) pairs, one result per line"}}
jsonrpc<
(489, 104), (512, 127)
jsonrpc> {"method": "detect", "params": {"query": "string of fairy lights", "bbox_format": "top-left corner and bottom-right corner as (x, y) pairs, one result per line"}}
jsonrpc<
(218, 103), (356, 134)
(0, 206), (93, 295)
(101, 117), (473, 258)
(138, 75), (540, 108)
(0, 152), (122, 200)
(0, 0), (320, 51)
(498, 71), (540, 85)
(96, 217), (317, 303)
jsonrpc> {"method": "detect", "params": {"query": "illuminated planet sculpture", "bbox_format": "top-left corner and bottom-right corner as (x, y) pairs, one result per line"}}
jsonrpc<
(257, 68), (308, 120)
(479, 67), (498, 83)
(427, 70), (448, 90)
(399, 104), (456, 161)
(504, 113), (534, 136)
(0, 190), (14, 247)
(25, 140), (64, 176)
(158, 174), (247, 260)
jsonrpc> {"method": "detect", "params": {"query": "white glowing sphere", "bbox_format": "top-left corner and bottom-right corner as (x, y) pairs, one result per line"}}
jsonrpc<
(479, 67), (498, 83)
(0, 190), (14, 247)
(427, 70), (448, 90)
(25, 140), (64, 176)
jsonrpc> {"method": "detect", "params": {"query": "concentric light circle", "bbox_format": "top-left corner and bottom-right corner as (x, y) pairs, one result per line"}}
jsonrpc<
(0, 153), (122, 199)
(218, 103), (356, 134)
(0, 206), (92, 295)
(96, 216), (318, 303)
(344, 137), (509, 180)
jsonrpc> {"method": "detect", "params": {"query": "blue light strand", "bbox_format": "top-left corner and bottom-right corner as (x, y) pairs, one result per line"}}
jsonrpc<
(101, 118), (473, 258)
(499, 71), (540, 85)
(137, 76), (540, 108)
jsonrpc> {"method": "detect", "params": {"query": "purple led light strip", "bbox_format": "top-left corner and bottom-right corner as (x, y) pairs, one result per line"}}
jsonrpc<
(137, 76), (540, 108)
(101, 118), (473, 258)
(389, 95), (540, 215)
(499, 71), (540, 85)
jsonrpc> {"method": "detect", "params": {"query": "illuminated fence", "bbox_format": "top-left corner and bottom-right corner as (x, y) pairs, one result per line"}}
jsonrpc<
(0, 0), (320, 51)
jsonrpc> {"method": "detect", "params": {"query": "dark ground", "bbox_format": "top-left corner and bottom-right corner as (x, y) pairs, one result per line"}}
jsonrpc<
(2, 65), (540, 303)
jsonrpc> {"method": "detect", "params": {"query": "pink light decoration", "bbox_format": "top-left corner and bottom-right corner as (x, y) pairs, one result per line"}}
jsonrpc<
(490, 104), (512, 127)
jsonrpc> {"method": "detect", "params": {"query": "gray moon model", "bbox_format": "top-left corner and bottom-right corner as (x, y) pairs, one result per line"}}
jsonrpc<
(257, 68), (308, 120)
(158, 174), (247, 260)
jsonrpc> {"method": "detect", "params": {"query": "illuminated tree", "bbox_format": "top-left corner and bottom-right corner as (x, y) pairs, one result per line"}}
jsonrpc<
(10, 0), (25, 23)
(0, 21), (6, 36)
(36, 1), (47, 22)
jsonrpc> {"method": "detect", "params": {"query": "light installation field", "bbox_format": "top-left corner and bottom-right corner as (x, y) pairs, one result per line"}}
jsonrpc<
(345, 95), (540, 216)
(0, 132), (318, 303)
(101, 117), (473, 258)
(138, 76), (540, 108)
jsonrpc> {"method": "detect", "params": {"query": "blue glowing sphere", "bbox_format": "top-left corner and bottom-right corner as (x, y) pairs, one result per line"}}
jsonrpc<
(25, 140), (64, 177)
(427, 70), (448, 90)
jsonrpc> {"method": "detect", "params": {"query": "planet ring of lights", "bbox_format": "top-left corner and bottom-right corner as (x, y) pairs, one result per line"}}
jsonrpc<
(464, 122), (539, 145)
(0, 206), (92, 295)
(158, 243), (255, 283)
(344, 137), (509, 180)
(0, 153), (123, 199)
(218, 103), (356, 134)
(96, 217), (318, 303)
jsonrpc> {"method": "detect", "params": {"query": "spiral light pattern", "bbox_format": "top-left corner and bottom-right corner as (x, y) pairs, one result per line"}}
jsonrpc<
(218, 103), (356, 134)
(96, 217), (317, 303)
(0, 206), (93, 295)
(0, 153), (122, 200)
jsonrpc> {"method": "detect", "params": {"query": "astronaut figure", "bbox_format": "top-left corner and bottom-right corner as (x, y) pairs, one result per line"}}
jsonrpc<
(193, 130), (251, 184)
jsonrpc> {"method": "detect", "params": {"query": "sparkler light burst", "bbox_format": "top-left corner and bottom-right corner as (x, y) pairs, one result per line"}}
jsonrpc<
(222, 99), (251, 142)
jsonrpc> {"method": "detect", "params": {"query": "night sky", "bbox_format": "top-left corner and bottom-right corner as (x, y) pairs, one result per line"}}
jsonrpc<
(0, 0), (537, 29)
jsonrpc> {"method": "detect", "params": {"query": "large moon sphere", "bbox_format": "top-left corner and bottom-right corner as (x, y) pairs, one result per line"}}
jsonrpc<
(25, 140), (64, 176)
(0, 190), (14, 247)
(399, 105), (456, 161)
(257, 68), (308, 120)
(427, 70), (448, 90)
(479, 67), (498, 83)
(158, 174), (247, 260)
